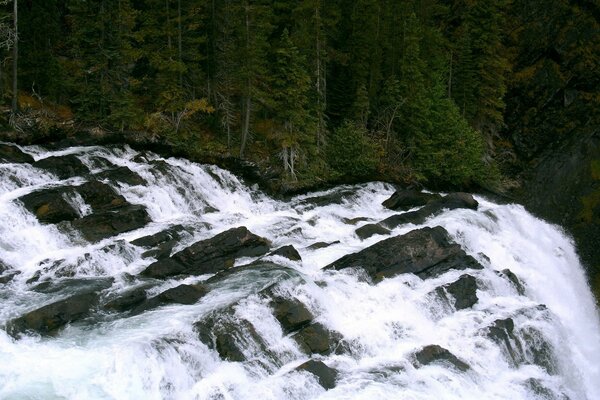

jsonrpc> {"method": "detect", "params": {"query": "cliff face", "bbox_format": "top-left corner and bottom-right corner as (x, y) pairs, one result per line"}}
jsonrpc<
(519, 129), (600, 299)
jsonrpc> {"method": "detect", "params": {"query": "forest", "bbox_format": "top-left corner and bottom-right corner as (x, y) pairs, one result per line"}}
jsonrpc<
(0, 0), (598, 191)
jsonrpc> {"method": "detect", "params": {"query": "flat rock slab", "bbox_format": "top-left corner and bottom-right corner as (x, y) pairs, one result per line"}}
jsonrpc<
(0, 144), (34, 163)
(295, 360), (338, 390)
(6, 291), (99, 337)
(140, 226), (270, 279)
(325, 226), (483, 281)
(413, 345), (470, 372)
(71, 204), (151, 242)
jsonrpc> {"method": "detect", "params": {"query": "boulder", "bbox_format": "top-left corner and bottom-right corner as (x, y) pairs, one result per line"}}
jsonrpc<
(103, 286), (149, 312)
(0, 261), (19, 284)
(75, 181), (127, 211)
(295, 360), (338, 390)
(325, 226), (483, 281)
(268, 245), (302, 261)
(0, 144), (34, 163)
(497, 269), (526, 295)
(6, 292), (99, 337)
(18, 187), (81, 224)
(293, 323), (340, 355)
(307, 241), (340, 250)
(140, 227), (270, 279)
(355, 223), (390, 240)
(342, 217), (370, 225)
(132, 284), (209, 314)
(131, 225), (188, 259)
(33, 154), (89, 179)
(381, 193), (479, 230)
(270, 296), (313, 333)
(413, 345), (470, 372)
(382, 189), (442, 211)
(441, 274), (478, 310)
(93, 166), (145, 186)
(71, 204), (151, 242)
(31, 277), (114, 294)
(486, 318), (523, 367)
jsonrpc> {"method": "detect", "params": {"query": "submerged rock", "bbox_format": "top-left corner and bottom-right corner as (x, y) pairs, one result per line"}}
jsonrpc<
(307, 241), (340, 250)
(381, 193), (479, 230)
(293, 323), (341, 355)
(93, 166), (145, 186)
(103, 286), (149, 312)
(325, 226), (483, 281)
(71, 204), (151, 242)
(413, 345), (470, 372)
(355, 223), (390, 240)
(295, 360), (338, 390)
(268, 245), (302, 261)
(6, 292), (99, 337)
(140, 226), (270, 279)
(270, 296), (313, 333)
(0, 144), (34, 163)
(440, 274), (479, 310)
(382, 189), (442, 211)
(33, 154), (89, 179)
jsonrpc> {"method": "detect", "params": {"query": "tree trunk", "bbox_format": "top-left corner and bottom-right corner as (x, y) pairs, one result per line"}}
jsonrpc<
(11, 0), (18, 113)
(177, 0), (183, 87)
(240, 94), (250, 158)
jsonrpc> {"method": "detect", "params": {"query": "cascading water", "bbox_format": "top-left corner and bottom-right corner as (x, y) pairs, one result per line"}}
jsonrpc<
(0, 143), (598, 400)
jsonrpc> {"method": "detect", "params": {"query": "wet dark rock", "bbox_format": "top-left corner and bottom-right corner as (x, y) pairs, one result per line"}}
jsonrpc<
(103, 286), (149, 312)
(33, 154), (89, 179)
(443, 274), (478, 310)
(413, 345), (470, 372)
(71, 204), (151, 242)
(299, 189), (357, 207)
(194, 310), (270, 363)
(6, 292), (99, 337)
(307, 241), (340, 250)
(497, 269), (526, 295)
(342, 217), (370, 225)
(325, 226), (483, 281)
(140, 227), (270, 279)
(0, 144), (34, 163)
(75, 181), (127, 211)
(94, 166), (145, 186)
(18, 187), (80, 224)
(0, 270), (19, 284)
(295, 360), (338, 390)
(132, 284), (209, 314)
(381, 193), (479, 229)
(268, 245), (302, 261)
(382, 190), (442, 211)
(524, 378), (570, 400)
(31, 277), (114, 295)
(355, 223), (390, 240)
(293, 323), (341, 355)
(486, 318), (525, 368)
(131, 225), (186, 248)
(270, 296), (313, 333)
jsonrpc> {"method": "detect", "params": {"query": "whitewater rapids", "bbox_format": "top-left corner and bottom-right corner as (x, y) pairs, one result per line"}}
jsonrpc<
(0, 144), (598, 400)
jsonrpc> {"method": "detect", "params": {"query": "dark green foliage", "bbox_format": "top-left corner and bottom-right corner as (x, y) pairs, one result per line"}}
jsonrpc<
(327, 120), (379, 181)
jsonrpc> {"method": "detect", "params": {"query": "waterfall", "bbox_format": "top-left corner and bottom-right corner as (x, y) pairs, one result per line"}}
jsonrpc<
(0, 143), (598, 400)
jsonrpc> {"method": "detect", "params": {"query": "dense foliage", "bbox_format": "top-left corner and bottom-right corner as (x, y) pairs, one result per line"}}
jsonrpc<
(0, 0), (597, 190)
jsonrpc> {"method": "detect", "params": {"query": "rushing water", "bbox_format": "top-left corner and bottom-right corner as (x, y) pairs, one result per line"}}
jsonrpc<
(0, 144), (599, 400)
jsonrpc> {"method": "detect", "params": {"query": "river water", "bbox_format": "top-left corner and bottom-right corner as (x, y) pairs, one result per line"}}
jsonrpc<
(0, 144), (598, 400)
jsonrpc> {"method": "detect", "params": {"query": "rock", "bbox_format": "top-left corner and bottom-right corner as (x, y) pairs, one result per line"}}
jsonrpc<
(103, 286), (148, 312)
(442, 274), (478, 310)
(33, 154), (89, 179)
(75, 181), (127, 211)
(295, 360), (338, 390)
(194, 310), (269, 363)
(268, 245), (302, 261)
(0, 271), (19, 284)
(382, 189), (442, 211)
(31, 277), (114, 295)
(0, 144), (34, 163)
(355, 223), (390, 240)
(342, 217), (370, 225)
(94, 166), (145, 186)
(132, 284), (209, 314)
(293, 323), (340, 355)
(497, 269), (526, 295)
(18, 187), (81, 224)
(325, 226), (483, 281)
(270, 296), (313, 333)
(71, 204), (151, 242)
(486, 318), (525, 367)
(413, 345), (470, 372)
(307, 241), (340, 250)
(6, 292), (99, 337)
(131, 225), (186, 248)
(140, 227), (270, 279)
(299, 188), (357, 207)
(381, 193), (479, 229)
